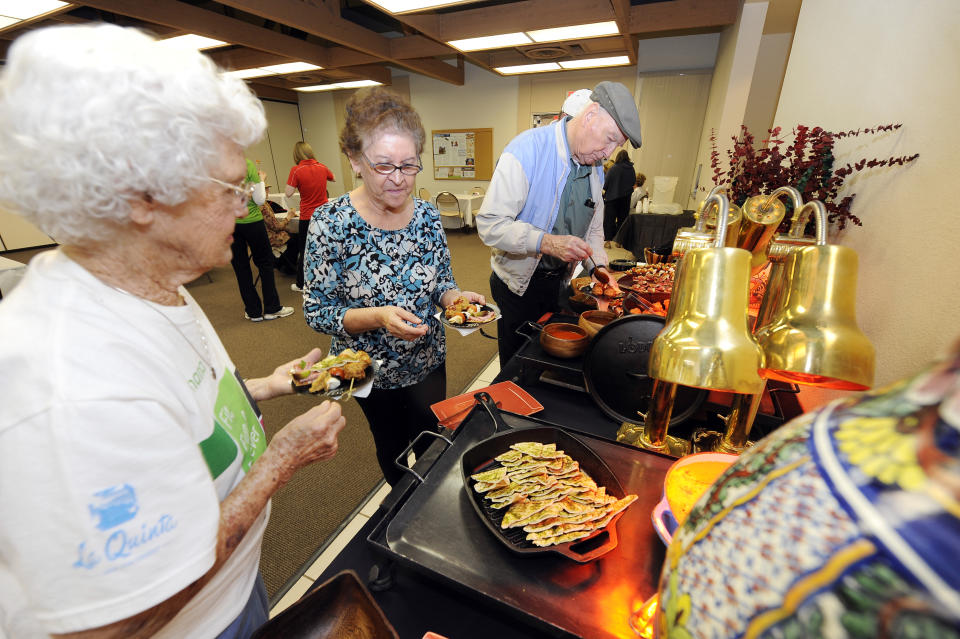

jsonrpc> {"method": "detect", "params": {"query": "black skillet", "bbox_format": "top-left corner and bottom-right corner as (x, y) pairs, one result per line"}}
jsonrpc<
(459, 393), (627, 563)
(581, 314), (707, 427)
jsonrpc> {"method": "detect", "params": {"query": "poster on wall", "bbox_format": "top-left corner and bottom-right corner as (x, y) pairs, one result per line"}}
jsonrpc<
(431, 128), (492, 180)
(433, 131), (475, 167)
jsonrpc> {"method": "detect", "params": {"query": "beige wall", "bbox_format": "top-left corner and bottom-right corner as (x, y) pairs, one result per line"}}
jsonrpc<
(246, 100), (304, 193)
(409, 63), (519, 199)
(776, 0), (960, 406)
(632, 72), (712, 206)
(742, 31), (792, 143)
(690, 1), (768, 209)
(299, 90), (350, 199)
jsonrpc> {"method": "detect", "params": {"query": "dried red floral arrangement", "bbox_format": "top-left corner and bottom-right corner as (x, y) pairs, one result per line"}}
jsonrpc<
(710, 124), (919, 230)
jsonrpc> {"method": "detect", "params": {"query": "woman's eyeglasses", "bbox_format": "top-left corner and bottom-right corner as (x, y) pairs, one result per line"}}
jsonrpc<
(208, 177), (256, 204)
(362, 152), (422, 176)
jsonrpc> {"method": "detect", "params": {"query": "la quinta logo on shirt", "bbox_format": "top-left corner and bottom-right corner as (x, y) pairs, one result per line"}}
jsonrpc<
(73, 484), (178, 571)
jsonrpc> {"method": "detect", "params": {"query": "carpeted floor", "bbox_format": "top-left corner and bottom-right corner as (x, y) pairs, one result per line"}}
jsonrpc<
(2, 227), (497, 599)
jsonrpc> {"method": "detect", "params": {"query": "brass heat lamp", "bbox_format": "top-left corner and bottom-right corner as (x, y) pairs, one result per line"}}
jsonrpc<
(697, 198), (875, 455)
(754, 201), (875, 390)
(736, 186), (792, 274)
(671, 186), (741, 260)
(617, 193), (765, 457)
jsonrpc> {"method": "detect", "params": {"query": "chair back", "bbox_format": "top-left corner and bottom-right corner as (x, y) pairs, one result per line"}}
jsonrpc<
(649, 176), (683, 215)
(435, 191), (460, 212)
(418, 187), (431, 201)
(650, 176), (679, 204)
(470, 185), (485, 196)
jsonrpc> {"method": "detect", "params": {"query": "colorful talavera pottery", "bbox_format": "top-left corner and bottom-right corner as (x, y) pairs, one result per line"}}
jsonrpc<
(657, 348), (960, 638)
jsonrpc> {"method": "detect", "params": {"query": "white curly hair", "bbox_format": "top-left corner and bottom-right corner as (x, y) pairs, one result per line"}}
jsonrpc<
(0, 24), (266, 245)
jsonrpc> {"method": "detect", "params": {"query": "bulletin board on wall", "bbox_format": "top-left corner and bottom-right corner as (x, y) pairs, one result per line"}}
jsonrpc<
(431, 128), (493, 180)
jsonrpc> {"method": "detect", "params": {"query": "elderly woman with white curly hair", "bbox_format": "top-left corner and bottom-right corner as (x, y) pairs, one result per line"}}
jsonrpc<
(0, 24), (347, 639)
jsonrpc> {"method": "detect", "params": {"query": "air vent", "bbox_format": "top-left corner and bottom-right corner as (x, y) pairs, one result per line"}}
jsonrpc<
(522, 44), (572, 60)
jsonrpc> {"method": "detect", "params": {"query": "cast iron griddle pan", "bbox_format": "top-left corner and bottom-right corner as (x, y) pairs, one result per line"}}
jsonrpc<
(460, 393), (627, 563)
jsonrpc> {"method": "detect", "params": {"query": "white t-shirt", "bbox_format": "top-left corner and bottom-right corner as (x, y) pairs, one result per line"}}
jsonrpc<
(0, 250), (270, 638)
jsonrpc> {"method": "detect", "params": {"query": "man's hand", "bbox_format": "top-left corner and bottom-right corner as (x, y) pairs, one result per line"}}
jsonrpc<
(540, 234), (591, 263)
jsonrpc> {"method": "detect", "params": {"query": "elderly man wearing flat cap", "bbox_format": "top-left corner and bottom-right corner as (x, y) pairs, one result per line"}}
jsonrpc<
(477, 80), (642, 365)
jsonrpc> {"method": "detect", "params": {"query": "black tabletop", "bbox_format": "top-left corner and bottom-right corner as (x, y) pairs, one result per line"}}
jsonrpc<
(263, 329), (803, 638)
(613, 211), (696, 258)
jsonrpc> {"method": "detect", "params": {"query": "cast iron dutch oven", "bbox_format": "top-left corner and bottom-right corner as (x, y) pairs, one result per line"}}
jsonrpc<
(460, 393), (628, 563)
(581, 314), (707, 427)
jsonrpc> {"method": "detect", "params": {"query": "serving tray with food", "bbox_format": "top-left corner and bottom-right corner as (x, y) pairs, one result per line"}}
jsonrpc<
(289, 348), (378, 400)
(616, 262), (675, 302)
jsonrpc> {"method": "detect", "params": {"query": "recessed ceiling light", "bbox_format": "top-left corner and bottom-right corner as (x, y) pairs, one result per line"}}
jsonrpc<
(527, 21), (620, 43)
(158, 34), (228, 51)
(447, 32), (532, 52)
(0, 0), (67, 21)
(226, 62), (324, 79)
(558, 56), (631, 70)
(294, 80), (382, 92)
(365, 0), (480, 13)
(335, 80), (383, 88)
(494, 62), (562, 75)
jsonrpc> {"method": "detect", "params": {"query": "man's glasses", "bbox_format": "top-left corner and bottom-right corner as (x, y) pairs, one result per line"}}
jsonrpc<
(208, 177), (256, 204)
(362, 152), (422, 176)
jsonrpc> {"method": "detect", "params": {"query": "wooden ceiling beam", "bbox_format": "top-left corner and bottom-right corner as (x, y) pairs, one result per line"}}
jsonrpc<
(393, 56), (464, 85)
(437, 0), (613, 42)
(628, 0), (739, 34)
(390, 35), (453, 60)
(609, 0), (636, 63)
(217, 0), (391, 59)
(73, 0), (332, 68)
(218, 0), (462, 84)
(205, 48), (289, 71)
(246, 82), (300, 102)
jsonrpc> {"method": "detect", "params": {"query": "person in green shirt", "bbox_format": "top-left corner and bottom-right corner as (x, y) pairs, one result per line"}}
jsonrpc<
(229, 159), (293, 321)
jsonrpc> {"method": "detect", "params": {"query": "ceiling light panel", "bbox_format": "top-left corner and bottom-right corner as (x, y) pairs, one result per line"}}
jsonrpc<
(559, 56), (631, 70)
(448, 32), (532, 52)
(527, 21), (620, 43)
(365, 0), (480, 13)
(494, 62), (561, 75)
(295, 80), (382, 92)
(158, 34), (228, 51)
(0, 0), (67, 20)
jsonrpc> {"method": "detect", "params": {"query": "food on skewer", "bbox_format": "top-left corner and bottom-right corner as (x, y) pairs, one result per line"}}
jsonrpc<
(290, 348), (373, 394)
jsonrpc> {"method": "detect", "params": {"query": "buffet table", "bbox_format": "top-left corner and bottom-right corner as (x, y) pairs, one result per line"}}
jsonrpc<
(613, 211), (696, 257)
(263, 325), (803, 638)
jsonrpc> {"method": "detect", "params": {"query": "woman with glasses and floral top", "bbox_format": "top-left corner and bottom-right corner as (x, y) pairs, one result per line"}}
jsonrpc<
(303, 87), (485, 485)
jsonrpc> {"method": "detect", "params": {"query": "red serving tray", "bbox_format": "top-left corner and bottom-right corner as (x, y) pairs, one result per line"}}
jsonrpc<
(431, 381), (544, 430)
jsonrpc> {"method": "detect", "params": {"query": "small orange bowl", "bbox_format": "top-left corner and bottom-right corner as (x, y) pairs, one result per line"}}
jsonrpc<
(663, 452), (738, 525)
(539, 323), (589, 358)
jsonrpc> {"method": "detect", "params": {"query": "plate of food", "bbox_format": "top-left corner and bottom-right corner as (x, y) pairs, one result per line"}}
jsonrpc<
(289, 348), (378, 400)
(578, 281), (625, 300)
(439, 296), (500, 329)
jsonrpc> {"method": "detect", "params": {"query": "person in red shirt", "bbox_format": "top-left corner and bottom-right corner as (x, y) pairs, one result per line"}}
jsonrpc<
(286, 141), (335, 292)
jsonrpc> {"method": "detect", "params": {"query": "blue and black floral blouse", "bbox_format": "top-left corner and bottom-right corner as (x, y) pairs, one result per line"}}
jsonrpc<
(303, 194), (459, 389)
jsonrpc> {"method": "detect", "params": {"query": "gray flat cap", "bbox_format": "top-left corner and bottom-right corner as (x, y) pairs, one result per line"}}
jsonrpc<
(591, 81), (642, 148)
